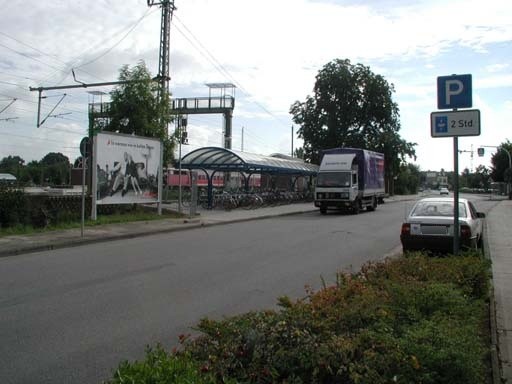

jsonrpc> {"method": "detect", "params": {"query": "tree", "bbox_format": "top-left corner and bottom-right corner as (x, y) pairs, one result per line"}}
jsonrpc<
(39, 152), (70, 185)
(0, 155), (25, 175)
(289, 59), (415, 193)
(461, 165), (490, 190)
(105, 60), (174, 164)
(40, 152), (69, 166)
(490, 140), (512, 183)
(293, 147), (304, 160)
(25, 160), (42, 185)
(394, 163), (421, 195)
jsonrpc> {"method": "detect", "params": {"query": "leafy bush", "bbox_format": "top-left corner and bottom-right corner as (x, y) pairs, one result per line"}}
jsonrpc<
(106, 344), (234, 384)
(0, 185), (29, 228)
(182, 254), (490, 384)
(109, 254), (491, 384)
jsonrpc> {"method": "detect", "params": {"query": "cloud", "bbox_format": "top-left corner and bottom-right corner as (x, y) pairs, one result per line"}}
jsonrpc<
(1, 0), (511, 170)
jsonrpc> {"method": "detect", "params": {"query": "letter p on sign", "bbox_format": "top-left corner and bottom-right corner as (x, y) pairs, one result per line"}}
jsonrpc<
(437, 74), (472, 109)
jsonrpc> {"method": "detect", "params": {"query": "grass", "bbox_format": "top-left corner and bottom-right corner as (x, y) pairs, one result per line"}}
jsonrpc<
(0, 209), (186, 237)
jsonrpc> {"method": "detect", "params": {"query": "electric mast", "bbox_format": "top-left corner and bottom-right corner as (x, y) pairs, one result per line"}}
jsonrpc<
(147, 0), (176, 106)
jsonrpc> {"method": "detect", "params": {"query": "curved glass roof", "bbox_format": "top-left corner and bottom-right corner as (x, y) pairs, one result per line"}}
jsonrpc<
(180, 147), (318, 175)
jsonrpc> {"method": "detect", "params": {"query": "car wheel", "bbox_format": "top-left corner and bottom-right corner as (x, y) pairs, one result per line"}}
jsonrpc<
(320, 207), (327, 215)
(477, 234), (484, 249)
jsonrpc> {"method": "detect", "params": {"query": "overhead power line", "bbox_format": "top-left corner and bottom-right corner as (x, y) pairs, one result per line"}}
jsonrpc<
(0, 98), (16, 115)
(173, 15), (291, 129)
(74, 8), (155, 71)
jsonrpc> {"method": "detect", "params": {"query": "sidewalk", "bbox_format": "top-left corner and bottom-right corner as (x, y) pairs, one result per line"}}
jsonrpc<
(487, 199), (512, 382)
(0, 194), (415, 258)
(0, 194), (510, 382)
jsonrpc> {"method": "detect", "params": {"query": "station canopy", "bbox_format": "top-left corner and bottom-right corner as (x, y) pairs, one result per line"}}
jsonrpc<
(179, 147), (318, 175)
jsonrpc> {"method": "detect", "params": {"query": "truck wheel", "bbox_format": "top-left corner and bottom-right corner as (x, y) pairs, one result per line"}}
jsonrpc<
(352, 199), (360, 214)
(367, 196), (377, 211)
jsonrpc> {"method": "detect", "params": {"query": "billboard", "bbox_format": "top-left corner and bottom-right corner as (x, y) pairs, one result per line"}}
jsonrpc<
(94, 132), (162, 205)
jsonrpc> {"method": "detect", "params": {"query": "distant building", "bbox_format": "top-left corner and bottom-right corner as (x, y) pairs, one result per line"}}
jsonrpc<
(420, 171), (448, 189)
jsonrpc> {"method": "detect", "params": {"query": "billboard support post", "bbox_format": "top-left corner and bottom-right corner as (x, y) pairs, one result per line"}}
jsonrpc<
(158, 141), (163, 215)
(81, 157), (86, 236)
(91, 135), (98, 220)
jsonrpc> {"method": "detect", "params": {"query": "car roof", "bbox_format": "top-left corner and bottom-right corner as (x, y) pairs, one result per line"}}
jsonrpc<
(416, 197), (468, 203)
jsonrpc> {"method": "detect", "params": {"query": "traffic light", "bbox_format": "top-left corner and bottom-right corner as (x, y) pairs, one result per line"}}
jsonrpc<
(477, 147), (485, 157)
(181, 130), (188, 144)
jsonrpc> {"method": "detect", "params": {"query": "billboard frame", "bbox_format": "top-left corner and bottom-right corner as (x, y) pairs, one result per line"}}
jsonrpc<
(91, 132), (162, 220)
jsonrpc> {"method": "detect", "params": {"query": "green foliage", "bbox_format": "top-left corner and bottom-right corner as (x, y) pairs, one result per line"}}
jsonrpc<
(489, 140), (512, 182)
(289, 58), (416, 191)
(106, 344), (224, 384)
(0, 185), (29, 228)
(0, 153), (71, 185)
(106, 60), (175, 164)
(394, 163), (421, 194)
(40, 152), (69, 166)
(0, 154), (25, 171)
(0, 196), (183, 234)
(178, 254), (490, 384)
(460, 165), (491, 190)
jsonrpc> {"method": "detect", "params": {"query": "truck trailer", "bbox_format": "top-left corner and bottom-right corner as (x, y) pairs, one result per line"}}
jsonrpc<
(314, 148), (386, 214)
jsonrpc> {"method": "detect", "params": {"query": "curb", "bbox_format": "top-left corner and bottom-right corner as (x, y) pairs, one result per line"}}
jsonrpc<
(0, 220), (204, 258)
(0, 197), (415, 258)
(484, 217), (502, 384)
(0, 209), (318, 258)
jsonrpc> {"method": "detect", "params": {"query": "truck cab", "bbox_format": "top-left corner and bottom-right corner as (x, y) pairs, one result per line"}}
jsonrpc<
(314, 149), (385, 214)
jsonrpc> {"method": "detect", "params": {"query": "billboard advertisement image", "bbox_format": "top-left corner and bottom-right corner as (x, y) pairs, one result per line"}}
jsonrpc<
(94, 132), (161, 205)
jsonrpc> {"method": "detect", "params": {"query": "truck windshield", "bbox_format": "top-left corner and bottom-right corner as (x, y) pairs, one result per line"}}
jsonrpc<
(316, 172), (351, 187)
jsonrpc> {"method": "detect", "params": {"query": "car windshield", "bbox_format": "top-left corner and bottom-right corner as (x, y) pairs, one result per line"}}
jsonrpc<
(411, 201), (467, 218)
(316, 172), (351, 187)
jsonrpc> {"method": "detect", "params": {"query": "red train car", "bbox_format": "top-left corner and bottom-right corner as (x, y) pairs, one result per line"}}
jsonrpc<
(166, 169), (261, 188)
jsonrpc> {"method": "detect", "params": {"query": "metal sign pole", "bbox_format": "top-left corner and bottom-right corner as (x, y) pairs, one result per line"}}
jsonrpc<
(453, 136), (460, 255)
(435, 74), (477, 255)
(81, 156), (86, 237)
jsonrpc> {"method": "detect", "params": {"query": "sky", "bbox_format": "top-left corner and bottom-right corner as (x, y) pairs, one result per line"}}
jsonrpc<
(0, 0), (511, 173)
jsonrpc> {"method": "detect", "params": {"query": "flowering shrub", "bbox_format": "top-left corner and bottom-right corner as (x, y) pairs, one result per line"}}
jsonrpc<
(183, 254), (489, 384)
(109, 253), (490, 383)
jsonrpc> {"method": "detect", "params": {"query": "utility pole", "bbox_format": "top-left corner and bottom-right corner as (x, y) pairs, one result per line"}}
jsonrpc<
(29, 80), (136, 127)
(291, 125), (294, 157)
(458, 144), (474, 172)
(241, 126), (244, 151)
(147, 0), (176, 117)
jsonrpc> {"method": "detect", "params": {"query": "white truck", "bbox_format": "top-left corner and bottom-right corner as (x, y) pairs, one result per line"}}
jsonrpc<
(314, 148), (386, 214)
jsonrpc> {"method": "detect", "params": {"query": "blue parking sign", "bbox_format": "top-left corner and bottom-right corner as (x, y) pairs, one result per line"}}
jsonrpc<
(434, 116), (448, 133)
(437, 74), (472, 109)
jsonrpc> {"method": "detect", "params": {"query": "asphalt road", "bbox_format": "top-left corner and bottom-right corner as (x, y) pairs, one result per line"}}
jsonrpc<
(0, 194), (497, 384)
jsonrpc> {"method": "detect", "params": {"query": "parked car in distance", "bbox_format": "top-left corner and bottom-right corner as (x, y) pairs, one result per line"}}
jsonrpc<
(400, 197), (485, 253)
(439, 187), (449, 195)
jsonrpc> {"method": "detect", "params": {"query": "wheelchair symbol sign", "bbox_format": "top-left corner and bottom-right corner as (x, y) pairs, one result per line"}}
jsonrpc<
(434, 116), (448, 133)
